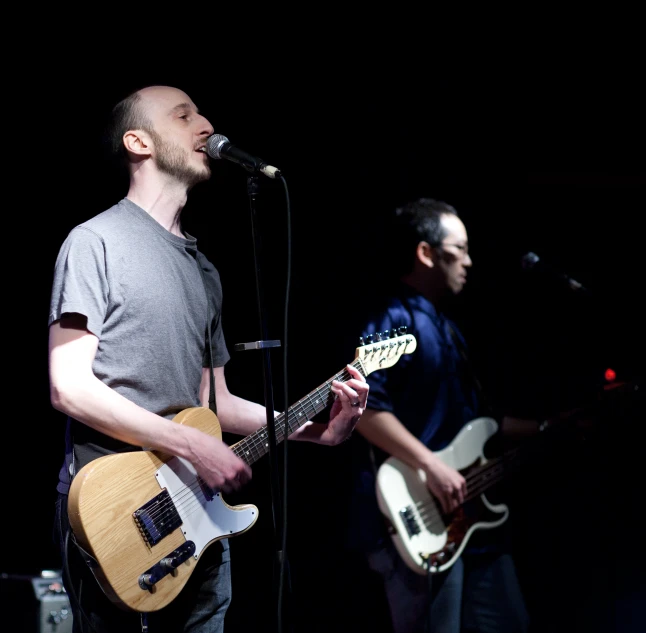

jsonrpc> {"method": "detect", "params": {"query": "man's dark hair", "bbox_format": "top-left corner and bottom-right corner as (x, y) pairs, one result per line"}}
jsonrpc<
(106, 88), (155, 167)
(389, 197), (459, 276)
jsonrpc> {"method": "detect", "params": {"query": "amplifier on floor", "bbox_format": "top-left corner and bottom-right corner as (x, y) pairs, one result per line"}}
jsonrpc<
(0, 569), (73, 633)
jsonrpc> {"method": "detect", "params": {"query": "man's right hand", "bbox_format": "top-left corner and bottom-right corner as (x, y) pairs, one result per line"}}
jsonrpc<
(188, 432), (252, 494)
(421, 454), (467, 515)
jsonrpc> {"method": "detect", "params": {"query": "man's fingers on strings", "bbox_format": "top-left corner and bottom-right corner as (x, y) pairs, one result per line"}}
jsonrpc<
(332, 381), (355, 401)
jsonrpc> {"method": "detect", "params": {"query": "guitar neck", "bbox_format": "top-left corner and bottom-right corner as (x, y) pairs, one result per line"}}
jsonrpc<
(462, 436), (549, 502)
(463, 414), (582, 503)
(463, 447), (522, 502)
(232, 359), (366, 466)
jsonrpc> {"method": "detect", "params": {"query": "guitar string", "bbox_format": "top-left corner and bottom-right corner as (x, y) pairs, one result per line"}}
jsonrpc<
(138, 363), (367, 527)
(413, 447), (528, 530)
(415, 456), (511, 524)
(144, 373), (345, 522)
(140, 397), (320, 526)
(160, 391), (338, 521)
(413, 427), (566, 529)
(392, 416), (567, 536)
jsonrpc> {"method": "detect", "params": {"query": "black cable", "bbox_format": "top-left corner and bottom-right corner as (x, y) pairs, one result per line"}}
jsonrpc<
(61, 444), (101, 632)
(277, 174), (291, 633)
(62, 524), (99, 633)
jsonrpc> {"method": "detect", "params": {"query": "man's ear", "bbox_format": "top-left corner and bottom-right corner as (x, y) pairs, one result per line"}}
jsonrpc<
(122, 130), (152, 157)
(417, 241), (436, 268)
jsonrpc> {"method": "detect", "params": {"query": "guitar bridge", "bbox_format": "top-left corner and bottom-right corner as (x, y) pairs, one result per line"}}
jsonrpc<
(134, 489), (183, 546)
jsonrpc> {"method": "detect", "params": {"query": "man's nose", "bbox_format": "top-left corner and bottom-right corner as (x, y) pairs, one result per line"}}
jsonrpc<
(198, 114), (214, 137)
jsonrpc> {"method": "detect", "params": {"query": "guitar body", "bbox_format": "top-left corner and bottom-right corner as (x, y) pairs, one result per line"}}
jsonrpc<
(376, 416), (508, 575)
(67, 407), (259, 612)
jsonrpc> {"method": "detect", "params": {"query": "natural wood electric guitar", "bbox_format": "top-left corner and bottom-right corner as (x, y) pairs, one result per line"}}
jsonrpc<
(376, 415), (562, 575)
(68, 331), (417, 612)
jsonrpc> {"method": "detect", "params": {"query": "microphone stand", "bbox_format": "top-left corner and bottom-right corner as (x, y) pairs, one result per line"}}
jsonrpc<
(233, 174), (285, 632)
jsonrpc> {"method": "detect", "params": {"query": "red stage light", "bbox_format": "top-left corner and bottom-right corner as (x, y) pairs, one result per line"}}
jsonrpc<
(604, 368), (616, 382)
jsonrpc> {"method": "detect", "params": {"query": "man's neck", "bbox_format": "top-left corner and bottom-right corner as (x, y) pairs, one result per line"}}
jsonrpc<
(126, 174), (188, 238)
(400, 273), (446, 307)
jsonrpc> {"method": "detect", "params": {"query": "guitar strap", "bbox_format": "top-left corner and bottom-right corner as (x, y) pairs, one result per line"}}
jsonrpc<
(196, 253), (217, 416)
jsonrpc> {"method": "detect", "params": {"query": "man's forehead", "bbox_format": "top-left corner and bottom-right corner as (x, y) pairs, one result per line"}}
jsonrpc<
(139, 86), (198, 116)
(441, 214), (468, 239)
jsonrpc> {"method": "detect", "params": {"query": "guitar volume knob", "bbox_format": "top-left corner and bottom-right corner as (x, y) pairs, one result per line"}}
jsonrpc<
(161, 556), (180, 570)
(140, 574), (154, 588)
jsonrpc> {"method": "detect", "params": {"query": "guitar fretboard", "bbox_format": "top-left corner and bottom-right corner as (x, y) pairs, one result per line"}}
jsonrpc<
(232, 359), (366, 466)
(464, 429), (560, 502)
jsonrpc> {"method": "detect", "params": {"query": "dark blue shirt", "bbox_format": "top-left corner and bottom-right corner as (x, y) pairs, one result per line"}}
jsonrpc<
(346, 282), (483, 552)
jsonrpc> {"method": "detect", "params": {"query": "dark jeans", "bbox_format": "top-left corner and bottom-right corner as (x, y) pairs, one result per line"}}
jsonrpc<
(54, 493), (232, 633)
(367, 541), (529, 633)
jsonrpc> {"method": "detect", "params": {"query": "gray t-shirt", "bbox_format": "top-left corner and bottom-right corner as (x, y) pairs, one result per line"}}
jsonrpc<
(49, 198), (230, 493)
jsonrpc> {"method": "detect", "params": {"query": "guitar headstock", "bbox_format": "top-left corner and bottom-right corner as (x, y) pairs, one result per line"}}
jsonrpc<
(355, 327), (417, 376)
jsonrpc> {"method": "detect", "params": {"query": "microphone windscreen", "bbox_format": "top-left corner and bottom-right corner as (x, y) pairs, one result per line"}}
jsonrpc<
(521, 252), (540, 270)
(205, 134), (230, 159)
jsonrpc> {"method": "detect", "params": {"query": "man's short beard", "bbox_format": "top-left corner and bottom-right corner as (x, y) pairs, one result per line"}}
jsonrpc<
(150, 130), (210, 187)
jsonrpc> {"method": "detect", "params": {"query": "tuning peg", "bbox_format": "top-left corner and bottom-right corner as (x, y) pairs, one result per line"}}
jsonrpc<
(382, 329), (390, 339)
(358, 336), (365, 346)
(366, 333), (374, 344)
(397, 326), (407, 335)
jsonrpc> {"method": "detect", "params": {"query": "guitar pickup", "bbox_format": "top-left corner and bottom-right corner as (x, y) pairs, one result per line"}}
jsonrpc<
(138, 541), (196, 590)
(134, 489), (183, 547)
(399, 505), (421, 537)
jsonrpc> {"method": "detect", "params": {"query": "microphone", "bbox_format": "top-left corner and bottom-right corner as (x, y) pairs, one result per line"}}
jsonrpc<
(521, 251), (589, 294)
(205, 134), (281, 179)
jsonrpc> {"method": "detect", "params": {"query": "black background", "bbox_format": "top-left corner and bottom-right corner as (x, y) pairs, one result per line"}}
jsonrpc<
(2, 32), (644, 633)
